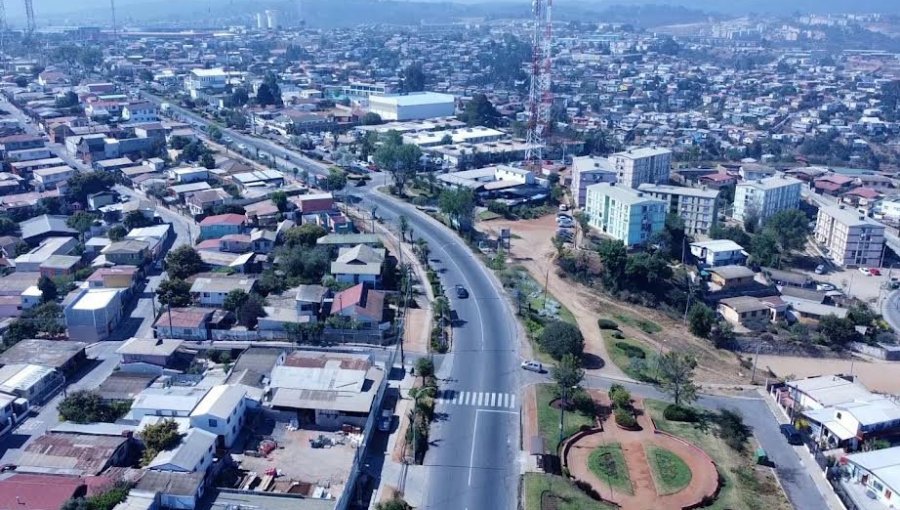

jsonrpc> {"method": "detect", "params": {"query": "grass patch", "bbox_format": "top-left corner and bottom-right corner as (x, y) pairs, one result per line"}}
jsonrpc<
(478, 210), (502, 221)
(604, 335), (658, 383)
(522, 473), (617, 510)
(645, 400), (792, 510)
(613, 313), (662, 334)
(647, 445), (692, 495)
(587, 443), (633, 495)
(536, 384), (594, 452)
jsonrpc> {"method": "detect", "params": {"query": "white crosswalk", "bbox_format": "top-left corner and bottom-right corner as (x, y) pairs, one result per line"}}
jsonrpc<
(436, 390), (517, 409)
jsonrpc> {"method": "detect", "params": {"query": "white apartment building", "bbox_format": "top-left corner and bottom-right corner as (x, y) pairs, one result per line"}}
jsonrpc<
(733, 174), (802, 226)
(403, 126), (504, 148)
(610, 147), (672, 188)
(570, 156), (617, 208)
(184, 68), (227, 98)
(584, 183), (667, 247)
(815, 204), (885, 268)
(637, 183), (720, 235)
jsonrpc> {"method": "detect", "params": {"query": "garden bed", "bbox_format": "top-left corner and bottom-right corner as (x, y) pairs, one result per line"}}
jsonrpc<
(587, 443), (633, 495)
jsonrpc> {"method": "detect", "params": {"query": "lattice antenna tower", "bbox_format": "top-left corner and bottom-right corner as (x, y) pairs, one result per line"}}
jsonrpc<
(524, 0), (552, 172)
(24, 0), (34, 37)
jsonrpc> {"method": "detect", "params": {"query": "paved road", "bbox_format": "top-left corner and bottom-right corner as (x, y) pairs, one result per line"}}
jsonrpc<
(136, 91), (839, 510)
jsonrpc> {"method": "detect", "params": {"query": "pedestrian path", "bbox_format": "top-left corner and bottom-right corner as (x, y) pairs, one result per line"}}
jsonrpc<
(435, 390), (517, 409)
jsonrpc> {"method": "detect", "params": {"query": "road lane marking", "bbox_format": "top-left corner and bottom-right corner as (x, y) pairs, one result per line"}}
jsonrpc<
(468, 409), (479, 486)
(509, 395), (516, 408)
(477, 392), (484, 406)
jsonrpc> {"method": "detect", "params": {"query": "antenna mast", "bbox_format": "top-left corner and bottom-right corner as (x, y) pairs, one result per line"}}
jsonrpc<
(24, 0), (34, 37)
(110, 0), (118, 41)
(524, 0), (552, 172)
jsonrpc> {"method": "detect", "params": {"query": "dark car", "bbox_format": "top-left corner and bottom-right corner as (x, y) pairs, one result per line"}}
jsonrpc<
(455, 284), (469, 299)
(780, 424), (802, 445)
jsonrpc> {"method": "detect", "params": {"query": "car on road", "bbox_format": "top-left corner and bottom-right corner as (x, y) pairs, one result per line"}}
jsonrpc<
(780, 424), (803, 445)
(521, 360), (544, 373)
(814, 264), (826, 275)
(816, 283), (837, 292)
(859, 267), (872, 276)
(870, 268), (882, 276)
(455, 284), (469, 299)
(557, 218), (575, 228)
(378, 410), (393, 432)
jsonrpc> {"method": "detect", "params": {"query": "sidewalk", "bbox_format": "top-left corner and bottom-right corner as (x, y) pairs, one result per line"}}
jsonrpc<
(757, 388), (846, 510)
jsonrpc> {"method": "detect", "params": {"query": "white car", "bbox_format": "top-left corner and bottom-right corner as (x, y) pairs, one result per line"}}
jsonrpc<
(859, 267), (872, 276)
(521, 360), (544, 373)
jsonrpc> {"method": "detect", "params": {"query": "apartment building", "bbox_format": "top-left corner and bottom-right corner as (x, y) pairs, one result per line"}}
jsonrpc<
(570, 156), (617, 208)
(610, 147), (672, 188)
(584, 182), (667, 247)
(637, 183), (720, 235)
(815, 204), (885, 268)
(733, 174), (802, 225)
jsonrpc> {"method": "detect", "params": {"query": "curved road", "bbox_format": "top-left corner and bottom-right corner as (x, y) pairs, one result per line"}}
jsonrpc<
(140, 92), (834, 510)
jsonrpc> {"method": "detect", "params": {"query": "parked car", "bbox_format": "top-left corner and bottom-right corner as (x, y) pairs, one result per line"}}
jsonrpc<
(558, 204), (569, 212)
(816, 283), (837, 292)
(870, 268), (882, 276)
(557, 218), (575, 228)
(780, 424), (802, 445)
(814, 264), (826, 275)
(521, 360), (544, 373)
(378, 410), (392, 432)
(455, 284), (469, 299)
(859, 267), (872, 276)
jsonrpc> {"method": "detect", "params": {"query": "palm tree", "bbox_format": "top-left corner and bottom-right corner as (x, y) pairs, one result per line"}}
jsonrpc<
(399, 215), (409, 242)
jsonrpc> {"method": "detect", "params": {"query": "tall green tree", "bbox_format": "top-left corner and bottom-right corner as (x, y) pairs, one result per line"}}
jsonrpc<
(400, 62), (427, 92)
(657, 352), (699, 407)
(461, 93), (501, 127)
(156, 278), (192, 308)
(538, 320), (585, 360)
(552, 353), (585, 394)
(66, 171), (115, 205)
(37, 275), (58, 303)
(438, 188), (475, 231)
(165, 246), (204, 279)
(687, 303), (716, 338)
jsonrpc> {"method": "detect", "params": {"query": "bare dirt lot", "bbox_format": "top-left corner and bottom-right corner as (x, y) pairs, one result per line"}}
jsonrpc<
(478, 215), (748, 384)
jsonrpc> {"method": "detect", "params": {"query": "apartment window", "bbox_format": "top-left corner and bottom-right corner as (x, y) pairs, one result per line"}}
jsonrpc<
(208, 418), (218, 427)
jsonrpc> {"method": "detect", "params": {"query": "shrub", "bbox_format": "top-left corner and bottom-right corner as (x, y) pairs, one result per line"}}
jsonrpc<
(615, 341), (646, 359)
(574, 479), (602, 501)
(572, 390), (596, 416)
(614, 408), (638, 429)
(597, 319), (619, 330)
(612, 331), (625, 339)
(415, 358), (435, 378)
(663, 404), (698, 423)
(538, 320), (585, 360)
(609, 384), (631, 410)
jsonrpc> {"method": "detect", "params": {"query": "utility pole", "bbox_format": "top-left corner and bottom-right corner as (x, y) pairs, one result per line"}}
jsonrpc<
(750, 341), (761, 384)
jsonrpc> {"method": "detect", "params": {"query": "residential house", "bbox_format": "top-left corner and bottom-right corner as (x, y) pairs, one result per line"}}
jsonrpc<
(39, 254), (81, 278)
(189, 384), (249, 448)
(0, 363), (64, 404)
(33, 166), (75, 190)
(129, 386), (209, 420)
(689, 239), (747, 267)
(12, 237), (76, 272)
(0, 474), (85, 510)
(17, 433), (131, 476)
(331, 244), (386, 286)
(101, 240), (150, 266)
(250, 229), (276, 254)
(296, 284), (328, 322)
(717, 296), (772, 331)
(116, 337), (184, 370)
(153, 307), (214, 340)
(708, 265), (757, 290)
(147, 428), (217, 473)
(190, 276), (257, 307)
(121, 102), (159, 123)
(132, 471), (206, 510)
(86, 266), (138, 289)
(0, 338), (87, 375)
(20, 215), (77, 244)
(186, 188), (232, 216)
(841, 447), (900, 508)
(331, 282), (388, 329)
(199, 213), (247, 240)
(63, 287), (124, 342)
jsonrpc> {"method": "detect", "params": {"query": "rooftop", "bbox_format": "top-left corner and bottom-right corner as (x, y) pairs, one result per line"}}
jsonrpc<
(370, 91), (455, 106)
(147, 428), (216, 472)
(819, 204), (886, 229)
(788, 375), (872, 407)
(0, 339), (86, 370)
(71, 288), (120, 311)
(190, 384), (246, 419)
(690, 239), (745, 252)
(638, 183), (720, 199)
(116, 337), (184, 357)
(844, 446), (900, 496)
(18, 433), (129, 476)
(586, 182), (668, 206)
(190, 275), (257, 294)
(0, 474), (84, 510)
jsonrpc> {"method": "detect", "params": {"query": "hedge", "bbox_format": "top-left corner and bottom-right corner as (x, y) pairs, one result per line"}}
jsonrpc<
(597, 318), (619, 330)
(615, 341), (646, 359)
(663, 404), (698, 423)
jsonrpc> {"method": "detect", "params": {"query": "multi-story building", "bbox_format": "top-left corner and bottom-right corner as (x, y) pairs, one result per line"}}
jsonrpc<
(815, 204), (885, 268)
(570, 156), (617, 208)
(637, 183), (720, 235)
(184, 68), (227, 98)
(610, 147), (672, 188)
(584, 182), (667, 247)
(733, 174), (802, 225)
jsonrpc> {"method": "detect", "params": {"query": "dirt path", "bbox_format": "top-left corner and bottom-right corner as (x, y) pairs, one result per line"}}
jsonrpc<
(563, 393), (719, 510)
(478, 216), (746, 384)
(757, 354), (900, 393)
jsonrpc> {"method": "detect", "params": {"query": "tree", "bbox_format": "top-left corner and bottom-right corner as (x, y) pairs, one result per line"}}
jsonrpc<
(284, 223), (327, 248)
(141, 419), (182, 452)
(438, 188), (475, 231)
(818, 315), (859, 348)
(229, 88), (250, 107)
(762, 209), (809, 253)
(323, 168), (347, 191)
(179, 140), (208, 163)
(223, 289), (250, 312)
(271, 191), (288, 212)
(58, 390), (126, 423)
(538, 320), (585, 360)
(165, 246), (204, 279)
(657, 352), (699, 407)
(461, 93), (501, 127)
(66, 171), (115, 205)
(0, 216), (18, 235)
(3, 319), (36, 347)
(256, 72), (283, 107)
(37, 275), (58, 303)
(688, 303), (716, 338)
(200, 152), (216, 170)
(750, 231), (781, 268)
(237, 293), (266, 328)
(399, 215), (409, 242)
(552, 354), (585, 397)
(361, 112), (383, 125)
(55, 91), (79, 109)
(400, 62), (427, 93)
(207, 125), (223, 142)
(107, 225), (127, 241)
(66, 211), (97, 234)
(375, 498), (413, 510)
(123, 210), (151, 230)
(375, 139), (422, 195)
(156, 278), (192, 308)
(595, 239), (627, 290)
